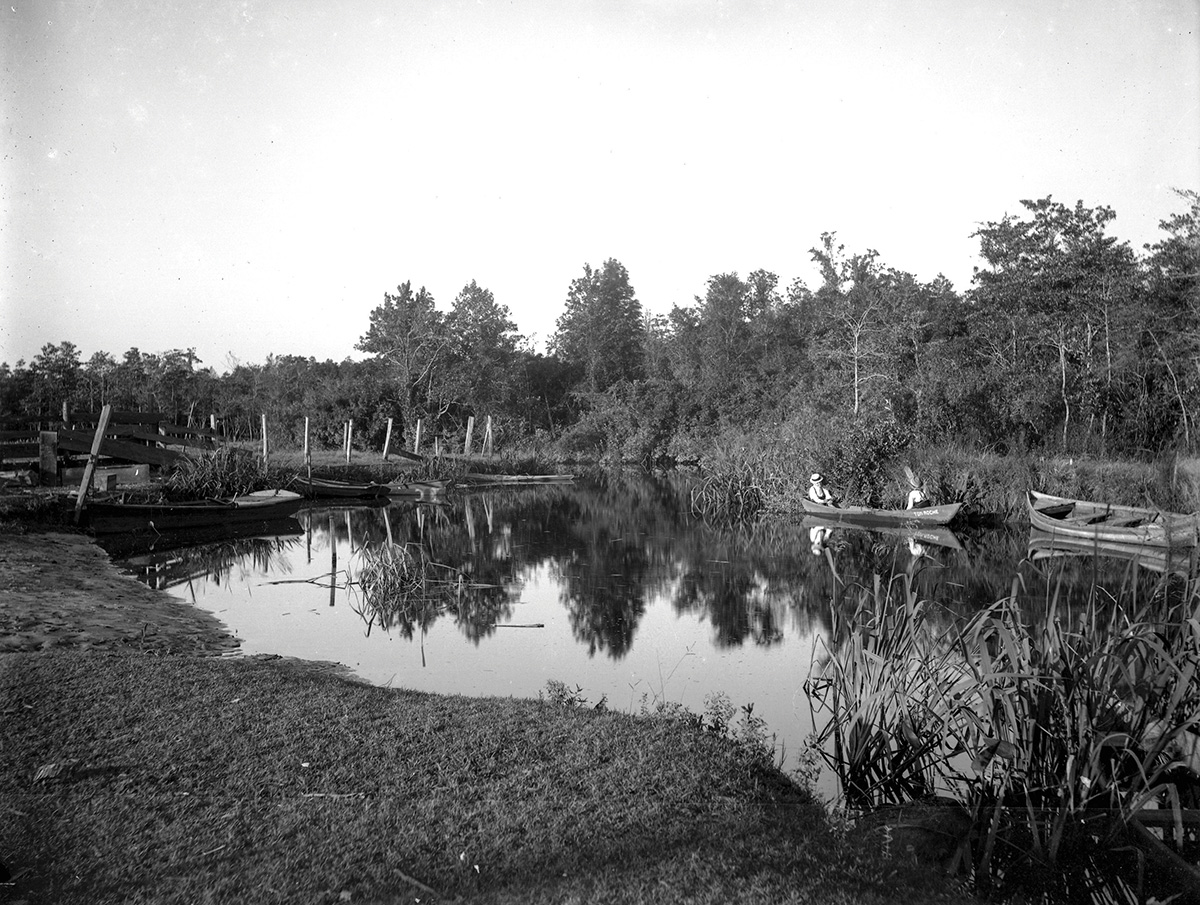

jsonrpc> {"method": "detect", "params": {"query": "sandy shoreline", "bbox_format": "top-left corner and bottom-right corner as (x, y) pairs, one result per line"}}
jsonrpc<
(0, 530), (241, 655)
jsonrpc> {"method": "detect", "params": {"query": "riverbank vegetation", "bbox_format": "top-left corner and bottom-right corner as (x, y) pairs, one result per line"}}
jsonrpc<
(2, 192), (1197, 502)
(807, 568), (1200, 903)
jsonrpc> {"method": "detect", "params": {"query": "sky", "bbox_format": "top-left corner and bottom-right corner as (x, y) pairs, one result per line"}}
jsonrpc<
(3, 0), (1198, 373)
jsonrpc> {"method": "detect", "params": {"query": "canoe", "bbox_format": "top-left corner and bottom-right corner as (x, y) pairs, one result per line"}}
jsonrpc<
(803, 515), (964, 551)
(799, 498), (962, 527)
(291, 474), (391, 499)
(1027, 528), (1196, 576)
(460, 472), (575, 485)
(85, 489), (305, 534)
(1026, 491), (1197, 548)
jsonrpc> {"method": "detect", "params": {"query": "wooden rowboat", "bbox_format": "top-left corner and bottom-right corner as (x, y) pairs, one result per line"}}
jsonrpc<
(1026, 491), (1197, 548)
(291, 474), (392, 499)
(85, 489), (304, 534)
(800, 498), (962, 527)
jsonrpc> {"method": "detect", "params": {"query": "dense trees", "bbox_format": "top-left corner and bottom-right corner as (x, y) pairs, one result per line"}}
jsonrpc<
(551, 259), (644, 396)
(2, 191), (1195, 462)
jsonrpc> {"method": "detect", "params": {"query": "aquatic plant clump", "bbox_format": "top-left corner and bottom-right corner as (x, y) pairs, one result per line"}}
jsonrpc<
(807, 575), (1200, 902)
(165, 446), (291, 500)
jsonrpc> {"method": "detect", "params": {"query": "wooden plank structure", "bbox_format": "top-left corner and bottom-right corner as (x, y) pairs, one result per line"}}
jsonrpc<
(1, 409), (224, 483)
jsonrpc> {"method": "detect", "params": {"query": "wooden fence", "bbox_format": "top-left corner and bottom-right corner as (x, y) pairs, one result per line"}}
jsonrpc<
(0, 410), (222, 485)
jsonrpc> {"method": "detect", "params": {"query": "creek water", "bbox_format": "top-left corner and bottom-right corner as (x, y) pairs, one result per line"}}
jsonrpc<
(102, 473), (1193, 797)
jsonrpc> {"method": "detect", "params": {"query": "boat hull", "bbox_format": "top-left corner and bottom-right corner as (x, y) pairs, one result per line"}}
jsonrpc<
(799, 498), (962, 526)
(1025, 491), (1197, 548)
(86, 489), (304, 534)
(291, 475), (392, 499)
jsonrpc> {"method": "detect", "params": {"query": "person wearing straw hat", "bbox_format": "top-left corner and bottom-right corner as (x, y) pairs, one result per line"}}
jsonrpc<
(808, 473), (838, 506)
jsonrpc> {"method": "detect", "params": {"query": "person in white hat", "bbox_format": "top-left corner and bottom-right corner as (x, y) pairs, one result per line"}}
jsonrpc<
(808, 473), (838, 506)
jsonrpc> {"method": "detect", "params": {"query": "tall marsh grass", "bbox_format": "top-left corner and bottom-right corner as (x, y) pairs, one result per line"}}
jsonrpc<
(164, 447), (294, 500)
(807, 571), (1200, 902)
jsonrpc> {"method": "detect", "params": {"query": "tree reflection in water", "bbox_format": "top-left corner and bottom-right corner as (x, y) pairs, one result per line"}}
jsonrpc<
(110, 473), (1193, 664)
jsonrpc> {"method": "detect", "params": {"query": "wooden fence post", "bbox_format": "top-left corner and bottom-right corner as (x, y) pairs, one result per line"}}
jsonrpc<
(345, 420), (353, 464)
(382, 417), (393, 461)
(39, 431), (58, 486)
(261, 414), (268, 468)
(464, 416), (475, 455)
(303, 416), (311, 482)
(483, 416), (493, 456)
(74, 404), (112, 525)
(413, 419), (422, 454)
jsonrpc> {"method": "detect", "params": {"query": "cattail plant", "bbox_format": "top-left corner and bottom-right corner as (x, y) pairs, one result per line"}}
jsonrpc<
(808, 568), (1200, 902)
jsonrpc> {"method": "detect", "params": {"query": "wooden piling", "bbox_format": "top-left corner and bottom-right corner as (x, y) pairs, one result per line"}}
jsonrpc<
(304, 417), (311, 481)
(345, 420), (353, 464)
(74, 404), (112, 525)
(483, 416), (493, 456)
(261, 414), (268, 468)
(413, 418), (422, 454)
(464, 416), (475, 455)
(382, 417), (393, 461)
(39, 431), (58, 486)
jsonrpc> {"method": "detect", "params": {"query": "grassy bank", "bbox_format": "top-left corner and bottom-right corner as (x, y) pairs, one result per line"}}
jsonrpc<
(0, 651), (975, 905)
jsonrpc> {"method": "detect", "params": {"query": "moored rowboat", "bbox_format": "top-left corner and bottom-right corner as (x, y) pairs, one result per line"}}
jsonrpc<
(85, 489), (305, 534)
(799, 498), (962, 526)
(291, 474), (392, 499)
(1025, 490), (1197, 548)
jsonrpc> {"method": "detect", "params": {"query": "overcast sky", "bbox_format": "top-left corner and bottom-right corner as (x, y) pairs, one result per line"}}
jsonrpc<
(3, 0), (1197, 372)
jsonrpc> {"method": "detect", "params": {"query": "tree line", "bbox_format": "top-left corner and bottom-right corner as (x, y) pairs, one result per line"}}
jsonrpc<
(2, 191), (1197, 462)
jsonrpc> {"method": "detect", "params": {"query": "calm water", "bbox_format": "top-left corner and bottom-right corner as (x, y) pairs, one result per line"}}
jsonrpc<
(102, 473), (1193, 788)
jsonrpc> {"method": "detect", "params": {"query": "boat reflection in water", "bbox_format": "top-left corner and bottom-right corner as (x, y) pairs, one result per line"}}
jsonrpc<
(1027, 527), (1198, 578)
(97, 517), (306, 593)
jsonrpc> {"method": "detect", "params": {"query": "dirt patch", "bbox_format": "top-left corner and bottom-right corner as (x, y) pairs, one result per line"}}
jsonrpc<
(0, 530), (240, 654)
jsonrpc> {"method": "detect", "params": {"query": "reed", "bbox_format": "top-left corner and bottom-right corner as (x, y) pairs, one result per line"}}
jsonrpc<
(807, 572), (1200, 902)
(164, 447), (293, 500)
(354, 543), (454, 638)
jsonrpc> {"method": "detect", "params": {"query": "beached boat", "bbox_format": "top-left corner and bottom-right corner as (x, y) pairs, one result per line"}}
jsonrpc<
(799, 498), (962, 526)
(291, 474), (391, 499)
(1026, 491), (1197, 548)
(85, 489), (305, 534)
(1027, 528), (1195, 577)
(803, 515), (964, 551)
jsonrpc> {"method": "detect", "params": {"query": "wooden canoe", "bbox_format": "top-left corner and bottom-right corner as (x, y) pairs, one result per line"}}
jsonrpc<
(291, 474), (392, 499)
(85, 489), (305, 534)
(1026, 491), (1197, 548)
(800, 498), (962, 527)
(460, 472), (575, 485)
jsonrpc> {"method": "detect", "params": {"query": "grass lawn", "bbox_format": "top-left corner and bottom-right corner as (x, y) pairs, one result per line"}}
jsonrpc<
(0, 651), (977, 905)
